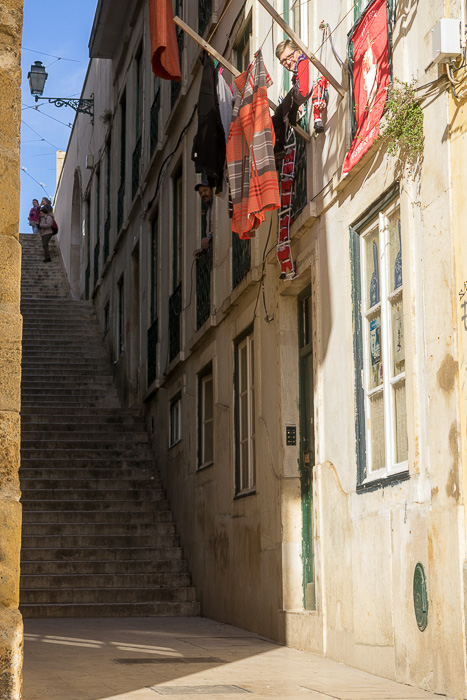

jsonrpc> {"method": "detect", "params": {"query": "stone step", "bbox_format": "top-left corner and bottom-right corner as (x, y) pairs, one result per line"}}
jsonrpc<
(20, 586), (196, 605)
(20, 559), (187, 575)
(20, 601), (201, 618)
(20, 446), (151, 460)
(21, 486), (165, 502)
(22, 533), (179, 549)
(21, 431), (148, 443)
(20, 572), (191, 589)
(20, 457), (154, 470)
(20, 409), (142, 421)
(22, 499), (170, 512)
(20, 475), (161, 491)
(21, 509), (171, 524)
(20, 546), (182, 562)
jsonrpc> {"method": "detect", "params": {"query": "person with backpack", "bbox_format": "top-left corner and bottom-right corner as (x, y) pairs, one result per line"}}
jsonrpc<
(38, 206), (54, 262)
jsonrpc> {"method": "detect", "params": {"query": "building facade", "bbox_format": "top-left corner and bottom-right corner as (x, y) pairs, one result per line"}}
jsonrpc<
(54, 0), (467, 697)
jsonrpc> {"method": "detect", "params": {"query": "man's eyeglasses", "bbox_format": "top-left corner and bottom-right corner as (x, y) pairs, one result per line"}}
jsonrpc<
(280, 50), (296, 66)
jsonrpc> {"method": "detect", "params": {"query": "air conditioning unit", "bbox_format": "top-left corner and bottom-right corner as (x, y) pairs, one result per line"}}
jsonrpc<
(86, 154), (94, 169)
(432, 18), (462, 64)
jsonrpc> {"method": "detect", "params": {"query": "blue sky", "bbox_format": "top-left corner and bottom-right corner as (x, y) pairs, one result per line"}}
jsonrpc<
(20, 0), (98, 232)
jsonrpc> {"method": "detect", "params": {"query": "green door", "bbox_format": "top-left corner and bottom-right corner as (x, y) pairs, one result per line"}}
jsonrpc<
(298, 288), (315, 610)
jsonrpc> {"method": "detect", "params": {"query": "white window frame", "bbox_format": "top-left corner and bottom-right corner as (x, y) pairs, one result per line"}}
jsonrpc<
(235, 331), (256, 494)
(198, 368), (214, 469)
(360, 201), (408, 481)
(169, 395), (181, 448)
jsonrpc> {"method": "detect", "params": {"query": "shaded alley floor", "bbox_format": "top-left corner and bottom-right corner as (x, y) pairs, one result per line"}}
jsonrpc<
(23, 617), (453, 700)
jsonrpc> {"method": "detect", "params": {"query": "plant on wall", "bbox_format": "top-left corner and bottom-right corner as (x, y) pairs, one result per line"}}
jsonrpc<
(380, 79), (424, 173)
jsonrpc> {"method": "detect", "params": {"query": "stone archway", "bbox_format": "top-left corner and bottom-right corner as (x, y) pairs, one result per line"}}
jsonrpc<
(70, 170), (82, 299)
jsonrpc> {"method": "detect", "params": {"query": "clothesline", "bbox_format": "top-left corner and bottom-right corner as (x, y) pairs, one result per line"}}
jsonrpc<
(174, 16), (311, 142)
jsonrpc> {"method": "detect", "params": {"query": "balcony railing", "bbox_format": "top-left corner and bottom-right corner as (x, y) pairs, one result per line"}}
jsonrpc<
(232, 233), (251, 289)
(147, 318), (158, 387)
(132, 136), (142, 200)
(169, 283), (182, 362)
(150, 90), (160, 155)
(85, 263), (90, 300)
(117, 180), (125, 232)
(196, 244), (212, 329)
(198, 0), (212, 36)
(104, 215), (110, 262)
(93, 242), (99, 287)
(291, 126), (307, 221)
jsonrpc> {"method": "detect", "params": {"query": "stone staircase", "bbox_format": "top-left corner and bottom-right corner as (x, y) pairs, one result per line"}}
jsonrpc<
(19, 233), (199, 617)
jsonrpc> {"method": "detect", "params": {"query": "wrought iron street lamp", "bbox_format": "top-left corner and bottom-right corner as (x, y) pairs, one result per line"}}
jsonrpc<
(28, 61), (94, 123)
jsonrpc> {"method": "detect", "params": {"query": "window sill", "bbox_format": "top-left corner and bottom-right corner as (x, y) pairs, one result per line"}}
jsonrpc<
(197, 461), (214, 472)
(234, 488), (256, 500)
(357, 469), (409, 493)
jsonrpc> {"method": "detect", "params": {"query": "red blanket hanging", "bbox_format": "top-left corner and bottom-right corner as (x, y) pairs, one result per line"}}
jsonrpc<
(148, 0), (181, 82)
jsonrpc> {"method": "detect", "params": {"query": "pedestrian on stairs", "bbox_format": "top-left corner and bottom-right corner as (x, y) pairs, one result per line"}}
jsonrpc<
(28, 199), (40, 234)
(38, 206), (53, 262)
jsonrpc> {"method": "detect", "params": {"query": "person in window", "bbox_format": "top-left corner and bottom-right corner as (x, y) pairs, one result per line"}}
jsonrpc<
(193, 180), (213, 258)
(274, 40), (328, 161)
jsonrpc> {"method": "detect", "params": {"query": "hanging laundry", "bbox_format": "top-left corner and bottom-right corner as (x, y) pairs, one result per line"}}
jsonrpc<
(226, 49), (280, 239)
(276, 133), (297, 280)
(217, 71), (233, 143)
(192, 53), (227, 193)
(148, 0), (181, 81)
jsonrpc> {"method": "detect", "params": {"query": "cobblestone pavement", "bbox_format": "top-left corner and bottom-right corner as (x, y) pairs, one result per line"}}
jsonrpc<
(23, 617), (453, 700)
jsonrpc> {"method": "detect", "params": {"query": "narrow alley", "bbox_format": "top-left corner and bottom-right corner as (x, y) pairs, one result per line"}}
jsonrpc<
(23, 616), (453, 700)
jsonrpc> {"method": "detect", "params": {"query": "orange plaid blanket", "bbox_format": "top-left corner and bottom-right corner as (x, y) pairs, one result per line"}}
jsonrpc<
(226, 50), (280, 239)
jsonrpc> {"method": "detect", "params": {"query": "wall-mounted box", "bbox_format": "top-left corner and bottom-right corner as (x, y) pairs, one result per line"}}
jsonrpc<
(86, 154), (94, 169)
(432, 18), (462, 64)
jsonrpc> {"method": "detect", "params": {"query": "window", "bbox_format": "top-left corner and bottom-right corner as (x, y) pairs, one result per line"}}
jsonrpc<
(171, 0), (183, 107)
(169, 395), (182, 447)
(351, 191), (408, 487)
(117, 275), (124, 356)
(118, 92), (126, 231)
(235, 329), (256, 494)
(104, 137), (111, 261)
(172, 168), (183, 292)
(198, 365), (213, 468)
(198, 0), (212, 37)
(94, 167), (100, 286)
(147, 215), (159, 387)
(235, 16), (252, 72)
(150, 77), (161, 154)
(104, 300), (110, 335)
(84, 196), (91, 300)
(135, 48), (143, 142)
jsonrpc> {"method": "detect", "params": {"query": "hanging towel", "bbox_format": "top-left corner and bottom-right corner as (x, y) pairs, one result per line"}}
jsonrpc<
(191, 53), (226, 193)
(226, 50), (280, 239)
(148, 0), (181, 81)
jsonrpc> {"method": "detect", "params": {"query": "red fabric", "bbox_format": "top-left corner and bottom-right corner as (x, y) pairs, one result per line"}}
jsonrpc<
(148, 0), (181, 82)
(295, 55), (310, 97)
(311, 77), (328, 121)
(343, 0), (390, 173)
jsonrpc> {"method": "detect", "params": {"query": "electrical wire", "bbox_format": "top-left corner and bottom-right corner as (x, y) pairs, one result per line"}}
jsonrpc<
(21, 103), (73, 128)
(21, 120), (61, 150)
(21, 47), (83, 62)
(20, 167), (51, 197)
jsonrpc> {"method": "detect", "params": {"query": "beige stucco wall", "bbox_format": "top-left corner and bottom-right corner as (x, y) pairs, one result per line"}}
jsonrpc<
(0, 0), (24, 698)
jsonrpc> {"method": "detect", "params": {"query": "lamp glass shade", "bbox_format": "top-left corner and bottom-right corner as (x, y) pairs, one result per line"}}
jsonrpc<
(28, 61), (48, 96)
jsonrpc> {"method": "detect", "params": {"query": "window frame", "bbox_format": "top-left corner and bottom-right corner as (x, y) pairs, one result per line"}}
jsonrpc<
(234, 326), (256, 497)
(117, 275), (125, 357)
(169, 394), (182, 448)
(198, 363), (214, 469)
(351, 185), (409, 490)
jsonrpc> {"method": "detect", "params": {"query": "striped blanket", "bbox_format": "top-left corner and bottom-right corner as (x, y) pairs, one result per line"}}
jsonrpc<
(227, 50), (280, 239)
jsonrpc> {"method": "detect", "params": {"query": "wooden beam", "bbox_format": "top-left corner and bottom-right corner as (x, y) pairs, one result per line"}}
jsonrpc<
(256, 0), (346, 97)
(173, 16), (311, 142)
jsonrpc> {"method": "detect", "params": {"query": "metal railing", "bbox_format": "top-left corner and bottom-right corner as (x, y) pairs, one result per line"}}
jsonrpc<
(232, 233), (251, 289)
(117, 181), (125, 232)
(93, 242), (99, 287)
(150, 90), (160, 155)
(132, 137), (141, 200)
(104, 215), (110, 262)
(147, 318), (158, 387)
(196, 244), (212, 329)
(168, 283), (182, 362)
(291, 128), (307, 221)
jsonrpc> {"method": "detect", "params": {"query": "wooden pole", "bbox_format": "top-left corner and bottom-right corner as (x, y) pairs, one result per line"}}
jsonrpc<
(256, 0), (346, 97)
(173, 16), (311, 142)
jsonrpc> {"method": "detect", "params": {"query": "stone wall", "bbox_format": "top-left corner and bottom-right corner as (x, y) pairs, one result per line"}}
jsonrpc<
(0, 1), (24, 698)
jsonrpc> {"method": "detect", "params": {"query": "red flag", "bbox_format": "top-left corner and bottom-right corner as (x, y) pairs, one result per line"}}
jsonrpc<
(343, 0), (390, 173)
(148, 0), (181, 82)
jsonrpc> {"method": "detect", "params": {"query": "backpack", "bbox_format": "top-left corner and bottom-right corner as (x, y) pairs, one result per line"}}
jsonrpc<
(51, 218), (59, 235)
